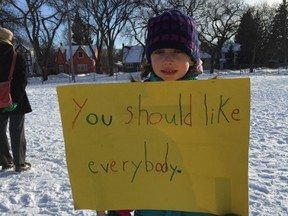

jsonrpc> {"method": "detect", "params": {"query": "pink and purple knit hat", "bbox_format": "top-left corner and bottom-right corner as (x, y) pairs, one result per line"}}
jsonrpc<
(145, 9), (200, 64)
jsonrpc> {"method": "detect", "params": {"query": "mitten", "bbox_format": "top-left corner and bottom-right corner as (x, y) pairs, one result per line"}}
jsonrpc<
(3, 103), (17, 112)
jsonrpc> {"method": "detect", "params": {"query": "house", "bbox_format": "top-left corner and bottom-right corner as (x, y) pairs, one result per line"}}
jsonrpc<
(55, 45), (97, 74)
(220, 43), (241, 69)
(15, 44), (33, 76)
(122, 45), (144, 72)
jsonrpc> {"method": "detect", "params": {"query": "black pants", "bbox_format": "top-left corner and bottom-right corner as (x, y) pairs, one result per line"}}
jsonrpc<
(0, 114), (26, 166)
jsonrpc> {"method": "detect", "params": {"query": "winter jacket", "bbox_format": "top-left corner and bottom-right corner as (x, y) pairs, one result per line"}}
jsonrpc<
(0, 43), (32, 115)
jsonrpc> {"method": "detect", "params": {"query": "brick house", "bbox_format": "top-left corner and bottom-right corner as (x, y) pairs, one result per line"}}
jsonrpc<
(55, 45), (97, 74)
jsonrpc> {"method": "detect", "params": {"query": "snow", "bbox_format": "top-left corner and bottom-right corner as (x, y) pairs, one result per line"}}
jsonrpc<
(0, 70), (287, 216)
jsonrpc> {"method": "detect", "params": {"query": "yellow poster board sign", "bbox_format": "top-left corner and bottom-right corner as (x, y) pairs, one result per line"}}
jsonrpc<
(57, 78), (250, 215)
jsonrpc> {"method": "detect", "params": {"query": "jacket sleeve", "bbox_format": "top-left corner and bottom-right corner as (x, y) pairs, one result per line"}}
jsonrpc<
(10, 52), (28, 104)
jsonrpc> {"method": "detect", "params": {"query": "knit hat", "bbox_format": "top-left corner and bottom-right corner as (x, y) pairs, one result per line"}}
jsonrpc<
(0, 27), (13, 46)
(145, 9), (200, 64)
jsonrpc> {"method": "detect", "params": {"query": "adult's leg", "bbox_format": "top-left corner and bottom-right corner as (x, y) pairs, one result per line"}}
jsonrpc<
(9, 114), (26, 165)
(0, 115), (13, 165)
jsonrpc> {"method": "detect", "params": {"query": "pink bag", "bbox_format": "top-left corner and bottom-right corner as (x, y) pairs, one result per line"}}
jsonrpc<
(0, 51), (16, 108)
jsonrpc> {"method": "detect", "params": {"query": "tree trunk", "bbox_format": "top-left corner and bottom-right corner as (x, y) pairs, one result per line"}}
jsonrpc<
(42, 67), (48, 82)
(210, 52), (215, 74)
(107, 46), (114, 76)
(250, 44), (257, 73)
(96, 46), (102, 74)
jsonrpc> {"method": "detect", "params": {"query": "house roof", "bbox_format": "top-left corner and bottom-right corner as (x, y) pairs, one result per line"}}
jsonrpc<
(122, 45), (144, 63)
(200, 51), (211, 59)
(60, 45), (97, 61)
(222, 43), (241, 53)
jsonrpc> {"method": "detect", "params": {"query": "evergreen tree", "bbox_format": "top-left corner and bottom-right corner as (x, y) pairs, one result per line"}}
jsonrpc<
(235, 9), (263, 68)
(268, 0), (288, 64)
(235, 10), (254, 65)
(71, 10), (93, 45)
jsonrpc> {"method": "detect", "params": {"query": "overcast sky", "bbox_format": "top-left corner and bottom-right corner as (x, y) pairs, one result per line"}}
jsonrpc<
(246, 0), (283, 6)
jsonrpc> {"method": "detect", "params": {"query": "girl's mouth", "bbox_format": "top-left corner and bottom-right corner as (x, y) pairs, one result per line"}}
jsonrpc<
(161, 69), (177, 74)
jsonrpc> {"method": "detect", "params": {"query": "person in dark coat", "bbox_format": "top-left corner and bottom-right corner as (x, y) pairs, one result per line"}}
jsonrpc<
(0, 27), (32, 172)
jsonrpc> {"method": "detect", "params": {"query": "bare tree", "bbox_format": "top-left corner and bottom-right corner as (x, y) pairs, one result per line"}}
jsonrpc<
(198, 0), (245, 73)
(76, 0), (138, 76)
(6, 0), (66, 81)
(0, 1), (13, 25)
(167, 0), (206, 20)
(0, 1), (25, 43)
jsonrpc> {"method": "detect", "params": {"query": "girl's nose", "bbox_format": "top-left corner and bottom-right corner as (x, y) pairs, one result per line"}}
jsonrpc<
(162, 53), (173, 63)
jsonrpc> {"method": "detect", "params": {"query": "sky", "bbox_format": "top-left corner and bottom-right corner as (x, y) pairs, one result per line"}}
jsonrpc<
(0, 68), (287, 215)
(247, 0), (283, 5)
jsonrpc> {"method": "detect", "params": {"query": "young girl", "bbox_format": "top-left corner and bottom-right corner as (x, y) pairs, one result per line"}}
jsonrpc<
(134, 9), (209, 216)
(110, 9), (236, 216)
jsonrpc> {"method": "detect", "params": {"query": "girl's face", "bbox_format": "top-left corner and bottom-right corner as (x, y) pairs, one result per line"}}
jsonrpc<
(151, 48), (194, 81)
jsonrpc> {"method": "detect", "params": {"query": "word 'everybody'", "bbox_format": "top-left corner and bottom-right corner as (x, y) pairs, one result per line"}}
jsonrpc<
(88, 142), (180, 182)
(72, 94), (240, 128)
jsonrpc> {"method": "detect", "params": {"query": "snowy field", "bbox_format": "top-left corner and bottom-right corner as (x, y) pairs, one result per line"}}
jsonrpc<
(0, 69), (287, 216)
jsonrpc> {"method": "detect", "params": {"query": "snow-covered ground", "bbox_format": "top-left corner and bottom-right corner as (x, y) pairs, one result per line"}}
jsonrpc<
(0, 69), (287, 216)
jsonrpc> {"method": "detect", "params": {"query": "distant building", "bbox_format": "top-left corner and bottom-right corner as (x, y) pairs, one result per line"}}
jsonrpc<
(220, 43), (241, 69)
(122, 45), (144, 72)
(55, 45), (97, 74)
(15, 44), (33, 76)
